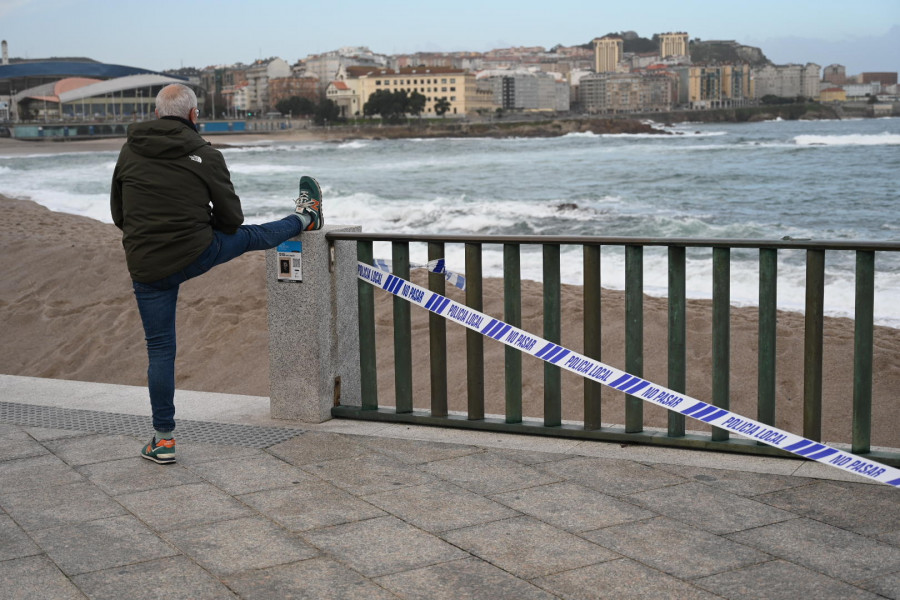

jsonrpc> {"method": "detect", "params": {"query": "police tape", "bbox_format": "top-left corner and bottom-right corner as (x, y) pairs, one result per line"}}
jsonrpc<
(357, 260), (900, 488)
(372, 258), (466, 290)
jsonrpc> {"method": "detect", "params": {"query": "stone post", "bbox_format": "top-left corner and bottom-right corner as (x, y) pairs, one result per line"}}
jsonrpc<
(266, 225), (361, 422)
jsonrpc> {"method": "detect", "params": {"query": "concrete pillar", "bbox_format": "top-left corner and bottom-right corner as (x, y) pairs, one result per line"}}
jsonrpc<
(266, 225), (361, 422)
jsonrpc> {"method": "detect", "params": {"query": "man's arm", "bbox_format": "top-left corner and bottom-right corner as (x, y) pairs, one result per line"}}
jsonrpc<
(110, 164), (124, 230)
(205, 150), (244, 234)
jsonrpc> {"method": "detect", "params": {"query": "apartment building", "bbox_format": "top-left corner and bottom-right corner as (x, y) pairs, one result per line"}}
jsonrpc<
(752, 63), (820, 100)
(823, 64), (847, 85)
(353, 67), (494, 116)
(672, 64), (753, 108)
(579, 71), (675, 112)
(659, 32), (689, 58)
(593, 36), (624, 73)
(304, 47), (387, 93)
(268, 75), (319, 109)
(244, 58), (292, 113)
(478, 69), (569, 111)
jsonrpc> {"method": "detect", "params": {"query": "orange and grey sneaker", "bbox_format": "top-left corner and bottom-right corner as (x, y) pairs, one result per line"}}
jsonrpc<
(141, 437), (176, 464)
(294, 175), (323, 231)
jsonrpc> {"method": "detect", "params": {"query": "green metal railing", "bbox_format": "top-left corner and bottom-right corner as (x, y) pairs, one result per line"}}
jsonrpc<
(330, 232), (900, 467)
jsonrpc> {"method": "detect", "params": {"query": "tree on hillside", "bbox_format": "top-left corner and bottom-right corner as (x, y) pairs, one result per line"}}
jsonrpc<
(408, 91), (426, 118)
(434, 97), (451, 117)
(314, 99), (341, 125)
(363, 89), (410, 123)
(276, 96), (316, 117)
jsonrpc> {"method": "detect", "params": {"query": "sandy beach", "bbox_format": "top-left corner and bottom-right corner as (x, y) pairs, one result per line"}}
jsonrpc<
(1, 134), (898, 449)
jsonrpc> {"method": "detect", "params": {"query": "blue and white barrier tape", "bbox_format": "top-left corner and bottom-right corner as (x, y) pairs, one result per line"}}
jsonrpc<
(373, 258), (466, 291)
(357, 260), (900, 488)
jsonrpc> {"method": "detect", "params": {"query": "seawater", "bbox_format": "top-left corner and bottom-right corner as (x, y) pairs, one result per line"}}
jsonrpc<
(2, 117), (899, 326)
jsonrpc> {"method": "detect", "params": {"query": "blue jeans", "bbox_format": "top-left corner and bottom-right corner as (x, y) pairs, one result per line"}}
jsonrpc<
(132, 216), (303, 432)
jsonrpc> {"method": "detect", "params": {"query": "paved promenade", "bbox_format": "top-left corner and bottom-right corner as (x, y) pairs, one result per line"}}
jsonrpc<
(1, 374), (898, 599)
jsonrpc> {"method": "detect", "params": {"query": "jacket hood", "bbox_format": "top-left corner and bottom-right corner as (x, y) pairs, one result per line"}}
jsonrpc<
(126, 119), (209, 159)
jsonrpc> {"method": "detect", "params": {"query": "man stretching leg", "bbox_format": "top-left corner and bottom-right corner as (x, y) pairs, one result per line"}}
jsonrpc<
(111, 83), (322, 463)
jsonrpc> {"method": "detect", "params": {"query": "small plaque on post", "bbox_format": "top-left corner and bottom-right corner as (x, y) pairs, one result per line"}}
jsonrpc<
(277, 241), (303, 282)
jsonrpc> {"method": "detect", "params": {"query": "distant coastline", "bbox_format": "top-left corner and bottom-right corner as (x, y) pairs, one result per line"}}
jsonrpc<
(1, 102), (891, 152)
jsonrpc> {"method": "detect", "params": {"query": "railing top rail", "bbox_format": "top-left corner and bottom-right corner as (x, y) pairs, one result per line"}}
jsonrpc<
(326, 231), (900, 252)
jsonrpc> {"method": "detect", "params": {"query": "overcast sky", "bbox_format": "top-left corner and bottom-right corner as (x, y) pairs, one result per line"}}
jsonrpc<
(2, 0), (898, 74)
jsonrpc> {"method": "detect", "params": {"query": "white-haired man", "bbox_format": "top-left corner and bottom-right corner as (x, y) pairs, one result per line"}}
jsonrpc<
(111, 83), (322, 463)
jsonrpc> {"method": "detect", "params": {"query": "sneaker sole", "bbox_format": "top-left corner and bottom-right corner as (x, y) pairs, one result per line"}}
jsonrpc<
(141, 453), (176, 464)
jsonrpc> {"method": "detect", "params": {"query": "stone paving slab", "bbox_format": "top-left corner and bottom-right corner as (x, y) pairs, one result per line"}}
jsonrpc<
(43, 433), (142, 466)
(534, 455), (686, 496)
(491, 481), (655, 533)
(441, 516), (618, 579)
(692, 559), (883, 600)
(374, 556), (556, 599)
(417, 451), (562, 495)
(0, 480), (127, 532)
(755, 480), (900, 537)
(223, 557), (400, 599)
(117, 482), (253, 532)
(0, 453), (83, 491)
(0, 555), (85, 600)
(163, 516), (318, 576)
(582, 516), (770, 579)
(363, 481), (519, 533)
(726, 517), (900, 583)
(532, 557), (721, 600)
(651, 462), (814, 497)
(77, 456), (200, 496)
(70, 556), (238, 600)
(30, 514), (179, 576)
(302, 515), (468, 578)
(301, 453), (437, 495)
(187, 453), (318, 495)
(0, 514), (42, 561)
(238, 479), (386, 531)
(626, 481), (797, 535)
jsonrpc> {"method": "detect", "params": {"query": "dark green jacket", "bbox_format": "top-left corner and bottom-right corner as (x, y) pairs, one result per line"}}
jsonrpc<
(110, 118), (244, 282)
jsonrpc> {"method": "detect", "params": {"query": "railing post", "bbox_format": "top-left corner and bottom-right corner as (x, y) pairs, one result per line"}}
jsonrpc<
(504, 244), (522, 424)
(853, 250), (874, 454)
(357, 240), (378, 411)
(758, 248), (777, 431)
(625, 245), (643, 433)
(544, 243), (562, 427)
(266, 226), (362, 421)
(392, 242), (412, 413)
(465, 243), (484, 420)
(583, 244), (602, 430)
(804, 249), (825, 441)
(668, 246), (686, 438)
(428, 242), (448, 418)
(712, 247), (730, 441)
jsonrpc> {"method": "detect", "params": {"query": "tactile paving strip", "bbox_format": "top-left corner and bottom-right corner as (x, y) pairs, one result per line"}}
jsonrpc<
(0, 401), (305, 448)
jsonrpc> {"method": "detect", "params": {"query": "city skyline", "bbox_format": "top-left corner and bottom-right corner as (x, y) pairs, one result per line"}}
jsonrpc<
(2, 0), (898, 75)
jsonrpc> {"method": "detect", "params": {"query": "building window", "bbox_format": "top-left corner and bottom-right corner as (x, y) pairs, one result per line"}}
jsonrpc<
(450, 78), (456, 83)
(442, 78), (447, 84)
(450, 87), (456, 92)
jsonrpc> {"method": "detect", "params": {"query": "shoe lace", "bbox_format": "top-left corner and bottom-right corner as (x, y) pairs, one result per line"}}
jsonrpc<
(295, 190), (315, 211)
(295, 196), (319, 213)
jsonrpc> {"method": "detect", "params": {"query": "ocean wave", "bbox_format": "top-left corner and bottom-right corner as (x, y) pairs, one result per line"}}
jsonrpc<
(227, 163), (301, 174)
(793, 133), (900, 146)
(337, 140), (369, 150)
